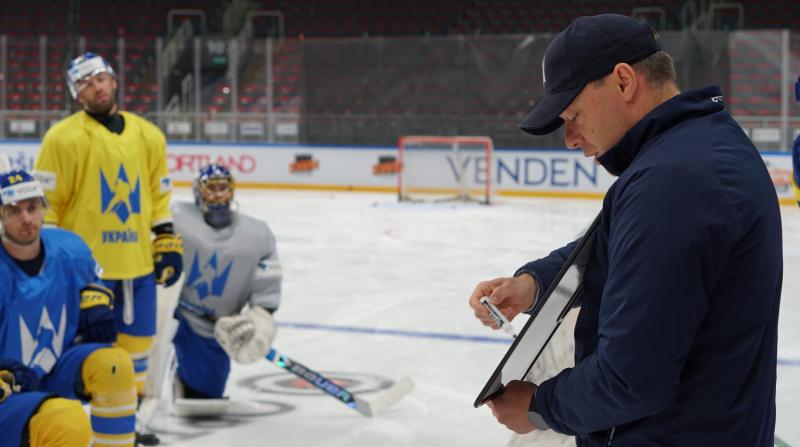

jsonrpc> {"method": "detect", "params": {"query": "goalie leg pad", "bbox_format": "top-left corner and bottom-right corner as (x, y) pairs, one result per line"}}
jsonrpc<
(172, 376), (231, 419)
(174, 317), (230, 398)
(172, 397), (232, 418)
(28, 397), (92, 447)
(82, 347), (137, 447)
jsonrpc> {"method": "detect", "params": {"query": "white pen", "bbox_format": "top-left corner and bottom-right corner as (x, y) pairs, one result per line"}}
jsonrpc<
(480, 296), (517, 337)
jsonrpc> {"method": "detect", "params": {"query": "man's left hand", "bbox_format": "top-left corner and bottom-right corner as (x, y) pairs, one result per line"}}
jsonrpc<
(486, 380), (537, 434)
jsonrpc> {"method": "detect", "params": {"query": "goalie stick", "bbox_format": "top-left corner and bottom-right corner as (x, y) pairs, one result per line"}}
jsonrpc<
(177, 298), (414, 417)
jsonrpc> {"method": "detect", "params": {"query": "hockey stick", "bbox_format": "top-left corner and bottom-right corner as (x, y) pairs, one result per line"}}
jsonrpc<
(137, 274), (185, 443)
(177, 299), (414, 417)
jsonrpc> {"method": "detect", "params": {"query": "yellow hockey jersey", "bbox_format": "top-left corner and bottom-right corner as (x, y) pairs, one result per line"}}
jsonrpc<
(35, 111), (172, 279)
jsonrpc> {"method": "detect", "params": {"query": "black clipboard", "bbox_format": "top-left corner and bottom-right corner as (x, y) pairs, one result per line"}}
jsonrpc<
(474, 213), (601, 407)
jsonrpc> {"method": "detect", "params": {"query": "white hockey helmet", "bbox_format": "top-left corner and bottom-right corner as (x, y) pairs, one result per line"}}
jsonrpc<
(0, 169), (46, 207)
(67, 52), (116, 99)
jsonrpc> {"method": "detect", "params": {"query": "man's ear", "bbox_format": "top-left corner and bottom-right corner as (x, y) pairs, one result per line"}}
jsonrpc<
(612, 63), (638, 102)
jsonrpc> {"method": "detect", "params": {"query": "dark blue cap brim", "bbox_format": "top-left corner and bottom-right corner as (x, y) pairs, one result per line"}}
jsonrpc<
(518, 85), (584, 136)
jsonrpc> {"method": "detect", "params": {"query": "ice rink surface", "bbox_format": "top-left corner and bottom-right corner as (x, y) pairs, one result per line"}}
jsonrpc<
(149, 188), (800, 446)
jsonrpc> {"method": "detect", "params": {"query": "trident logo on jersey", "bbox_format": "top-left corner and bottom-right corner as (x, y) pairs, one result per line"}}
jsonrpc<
(186, 251), (233, 300)
(100, 164), (141, 224)
(19, 304), (67, 376)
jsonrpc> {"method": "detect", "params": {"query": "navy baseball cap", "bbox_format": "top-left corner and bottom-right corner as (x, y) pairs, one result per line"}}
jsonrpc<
(519, 14), (662, 135)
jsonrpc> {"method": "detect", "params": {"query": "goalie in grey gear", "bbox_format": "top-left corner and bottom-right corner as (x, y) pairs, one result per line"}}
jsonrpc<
(171, 163), (281, 400)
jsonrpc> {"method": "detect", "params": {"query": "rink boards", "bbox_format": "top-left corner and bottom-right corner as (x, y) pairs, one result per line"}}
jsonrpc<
(0, 141), (795, 204)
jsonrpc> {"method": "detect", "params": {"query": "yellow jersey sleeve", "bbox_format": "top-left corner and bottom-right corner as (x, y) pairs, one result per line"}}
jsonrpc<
(36, 113), (82, 227)
(139, 114), (172, 227)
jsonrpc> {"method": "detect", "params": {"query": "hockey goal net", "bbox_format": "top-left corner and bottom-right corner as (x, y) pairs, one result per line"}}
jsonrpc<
(397, 135), (494, 204)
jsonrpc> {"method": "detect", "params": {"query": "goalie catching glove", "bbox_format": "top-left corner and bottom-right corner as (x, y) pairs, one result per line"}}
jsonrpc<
(214, 306), (276, 364)
(152, 223), (183, 287)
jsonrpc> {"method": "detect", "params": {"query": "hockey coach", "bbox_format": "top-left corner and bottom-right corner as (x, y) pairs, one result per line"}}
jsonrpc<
(469, 13), (783, 446)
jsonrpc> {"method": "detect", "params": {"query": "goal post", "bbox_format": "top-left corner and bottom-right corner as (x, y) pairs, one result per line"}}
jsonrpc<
(397, 135), (494, 204)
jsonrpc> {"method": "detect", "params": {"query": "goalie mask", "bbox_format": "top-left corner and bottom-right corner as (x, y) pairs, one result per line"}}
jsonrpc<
(67, 52), (116, 99)
(193, 163), (235, 229)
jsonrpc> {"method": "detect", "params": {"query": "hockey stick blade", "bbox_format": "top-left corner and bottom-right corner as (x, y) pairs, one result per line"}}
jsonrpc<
(266, 348), (414, 417)
(354, 376), (415, 416)
(177, 300), (414, 416)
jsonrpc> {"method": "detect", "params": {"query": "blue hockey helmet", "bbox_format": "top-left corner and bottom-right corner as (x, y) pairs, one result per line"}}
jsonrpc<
(67, 52), (116, 99)
(193, 163), (235, 228)
(0, 169), (46, 207)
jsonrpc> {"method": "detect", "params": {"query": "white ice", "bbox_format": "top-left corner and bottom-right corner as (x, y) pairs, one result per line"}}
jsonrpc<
(149, 189), (800, 446)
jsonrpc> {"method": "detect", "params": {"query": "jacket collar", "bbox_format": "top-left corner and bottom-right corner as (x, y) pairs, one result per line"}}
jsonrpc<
(598, 85), (725, 176)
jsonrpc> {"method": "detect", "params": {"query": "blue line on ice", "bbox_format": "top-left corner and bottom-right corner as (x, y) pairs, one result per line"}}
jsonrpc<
(278, 321), (514, 344)
(278, 320), (800, 367)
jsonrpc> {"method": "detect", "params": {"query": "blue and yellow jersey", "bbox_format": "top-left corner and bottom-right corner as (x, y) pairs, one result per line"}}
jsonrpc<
(34, 111), (172, 279)
(793, 134), (800, 207)
(0, 229), (100, 378)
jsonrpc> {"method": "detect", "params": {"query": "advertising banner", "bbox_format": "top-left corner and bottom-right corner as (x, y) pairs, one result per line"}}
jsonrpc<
(0, 142), (793, 204)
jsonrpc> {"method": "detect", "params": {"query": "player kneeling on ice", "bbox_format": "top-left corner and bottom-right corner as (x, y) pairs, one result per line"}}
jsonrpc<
(0, 170), (138, 446)
(170, 164), (281, 415)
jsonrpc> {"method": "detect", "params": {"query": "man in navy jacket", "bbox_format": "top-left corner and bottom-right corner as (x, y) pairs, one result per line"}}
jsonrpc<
(470, 14), (783, 446)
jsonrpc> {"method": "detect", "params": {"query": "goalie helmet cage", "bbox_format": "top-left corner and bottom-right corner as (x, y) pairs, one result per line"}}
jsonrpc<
(397, 135), (495, 204)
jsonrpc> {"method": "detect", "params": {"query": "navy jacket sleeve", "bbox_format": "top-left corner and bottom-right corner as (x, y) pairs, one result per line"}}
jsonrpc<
(533, 163), (736, 435)
(514, 240), (578, 300)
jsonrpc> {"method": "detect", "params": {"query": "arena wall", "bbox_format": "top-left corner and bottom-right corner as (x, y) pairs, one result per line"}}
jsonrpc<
(0, 142), (794, 205)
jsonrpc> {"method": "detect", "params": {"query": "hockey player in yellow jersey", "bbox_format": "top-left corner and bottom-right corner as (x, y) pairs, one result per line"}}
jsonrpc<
(34, 53), (183, 414)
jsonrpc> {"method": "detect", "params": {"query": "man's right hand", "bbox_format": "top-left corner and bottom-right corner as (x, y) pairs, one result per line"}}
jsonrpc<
(0, 371), (13, 403)
(0, 358), (40, 393)
(78, 283), (117, 343)
(469, 275), (538, 330)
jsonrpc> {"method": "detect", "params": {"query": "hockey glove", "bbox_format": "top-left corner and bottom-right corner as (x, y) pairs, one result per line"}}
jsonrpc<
(0, 371), (11, 403)
(77, 283), (117, 343)
(214, 306), (276, 364)
(0, 358), (40, 392)
(152, 228), (183, 287)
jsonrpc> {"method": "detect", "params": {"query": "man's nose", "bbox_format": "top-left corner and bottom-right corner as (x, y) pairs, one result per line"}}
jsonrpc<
(563, 122), (582, 149)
